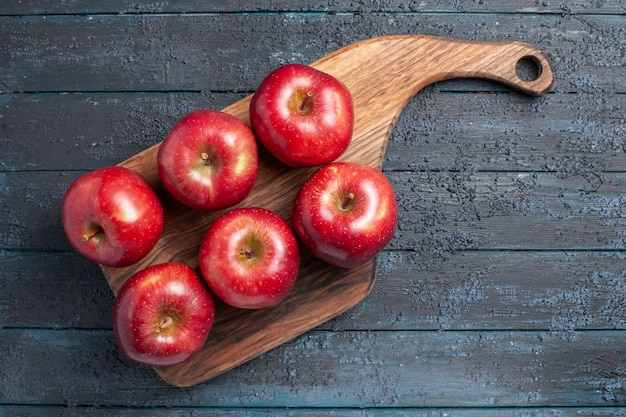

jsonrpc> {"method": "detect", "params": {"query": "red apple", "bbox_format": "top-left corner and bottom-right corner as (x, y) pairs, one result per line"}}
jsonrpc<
(61, 166), (164, 267)
(199, 207), (300, 309)
(157, 109), (258, 211)
(112, 262), (216, 367)
(249, 63), (354, 167)
(291, 162), (398, 268)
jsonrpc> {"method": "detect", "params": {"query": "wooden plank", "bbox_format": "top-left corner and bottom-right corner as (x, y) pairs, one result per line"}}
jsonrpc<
(3, 171), (624, 251)
(1, 14), (624, 93)
(1, 328), (624, 407)
(389, 170), (626, 251)
(0, 251), (113, 329)
(0, 92), (246, 171)
(2, 91), (625, 173)
(0, 171), (81, 250)
(3, 250), (625, 334)
(1, 406), (625, 417)
(386, 90), (626, 172)
(343, 250), (626, 333)
(1, 0), (624, 15)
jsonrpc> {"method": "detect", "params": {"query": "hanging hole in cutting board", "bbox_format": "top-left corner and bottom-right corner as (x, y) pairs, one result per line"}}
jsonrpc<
(516, 55), (542, 82)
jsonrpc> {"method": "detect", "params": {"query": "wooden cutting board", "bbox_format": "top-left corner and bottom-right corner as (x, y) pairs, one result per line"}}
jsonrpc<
(102, 34), (554, 387)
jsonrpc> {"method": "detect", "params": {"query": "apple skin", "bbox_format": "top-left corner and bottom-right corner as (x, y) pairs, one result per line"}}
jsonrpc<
(112, 262), (216, 367)
(61, 166), (164, 268)
(249, 63), (354, 168)
(199, 207), (301, 309)
(291, 162), (398, 268)
(157, 109), (258, 211)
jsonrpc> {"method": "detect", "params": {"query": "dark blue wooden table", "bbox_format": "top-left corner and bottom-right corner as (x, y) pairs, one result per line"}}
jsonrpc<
(1, 1), (625, 415)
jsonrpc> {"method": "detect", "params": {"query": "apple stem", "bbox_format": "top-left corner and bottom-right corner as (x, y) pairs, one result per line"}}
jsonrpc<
(82, 227), (103, 243)
(156, 315), (174, 333)
(239, 248), (255, 259)
(299, 91), (314, 113)
(200, 152), (212, 165)
(341, 192), (355, 210)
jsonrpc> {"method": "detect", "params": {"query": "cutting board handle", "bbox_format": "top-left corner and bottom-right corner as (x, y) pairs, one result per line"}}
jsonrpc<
(313, 35), (554, 98)
(432, 39), (555, 96)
